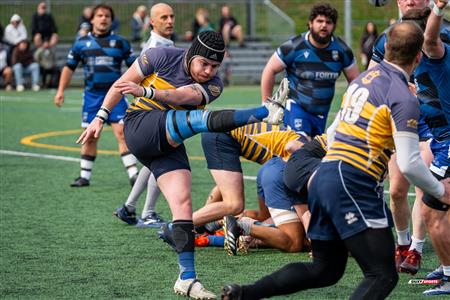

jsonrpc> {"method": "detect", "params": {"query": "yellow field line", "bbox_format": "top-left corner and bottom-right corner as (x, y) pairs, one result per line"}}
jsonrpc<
(19, 128), (206, 160)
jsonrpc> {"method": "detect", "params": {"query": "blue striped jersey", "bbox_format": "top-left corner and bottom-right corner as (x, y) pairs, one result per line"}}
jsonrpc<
(276, 31), (355, 116)
(66, 31), (136, 92)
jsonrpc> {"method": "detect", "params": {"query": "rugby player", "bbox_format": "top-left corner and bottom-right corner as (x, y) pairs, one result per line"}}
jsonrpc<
(54, 4), (138, 188)
(78, 30), (288, 299)
(222, 22), (450, 300)
(260, 3), (359, 137)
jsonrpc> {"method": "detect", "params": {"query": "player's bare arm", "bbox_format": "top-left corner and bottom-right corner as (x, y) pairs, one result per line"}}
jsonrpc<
(54, 66), (74, 107)
(343, 64), (360, 83)
(114, 81), (205, 106)
(76, 61), (144, 144)
(260, 53), (285, 102)
(423, 0), (448, 59)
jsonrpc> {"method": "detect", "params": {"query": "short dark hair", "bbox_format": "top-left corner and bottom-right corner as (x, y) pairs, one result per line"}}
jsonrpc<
(92, 4), (115, 21)
(309, 3), (338, 24)
(385, 22), (424, 66)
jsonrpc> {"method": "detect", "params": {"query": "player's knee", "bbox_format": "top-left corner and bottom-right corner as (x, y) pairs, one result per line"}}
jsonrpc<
(307, 260), (345, 287)
(370, 269), (398, 295)
(389, 186), (408, 202)
(172, 221), (195, 253)
(223, 200), (244, 216)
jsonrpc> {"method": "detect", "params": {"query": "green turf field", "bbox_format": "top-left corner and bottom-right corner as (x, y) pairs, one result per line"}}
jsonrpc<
(0, 85), (444, 299)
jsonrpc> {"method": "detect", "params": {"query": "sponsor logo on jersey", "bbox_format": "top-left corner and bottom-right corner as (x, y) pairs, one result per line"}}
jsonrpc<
(86, 41), (91, 47)
(315, 71), (339, 80)
(304, 51), (310, 59)
(95, 56), (114, 65)
(299, 71), (315, 80)
(208, 84), (221, 97)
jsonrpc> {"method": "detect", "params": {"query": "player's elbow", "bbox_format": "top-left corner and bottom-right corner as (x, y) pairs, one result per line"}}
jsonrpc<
(397, 156), (419, 179)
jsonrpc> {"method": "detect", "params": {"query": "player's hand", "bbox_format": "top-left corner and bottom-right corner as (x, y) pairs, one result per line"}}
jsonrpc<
(54, 91), (64, 107)
(440, 178), (450, 205)
(76, 118), (104, 145)
(408, 82), (417, 96)
(114, 81), (144, 97)
(434, 0), (448, 9)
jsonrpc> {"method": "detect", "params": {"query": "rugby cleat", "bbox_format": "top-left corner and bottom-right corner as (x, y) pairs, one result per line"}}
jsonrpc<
(136, 212), (166, 228)
(263, 78), (289, 125)
(394, 244), (410, 271)
(423, 276), (450, 296)
(70, 176), (90, 187)
(174, 277), (216, 300)
(221, 284), (243, 300)
(223, 215), (242, 256)
(426, 265), (444, 280)
(113, 205), (138, 225)
(399, 249), (422, 275)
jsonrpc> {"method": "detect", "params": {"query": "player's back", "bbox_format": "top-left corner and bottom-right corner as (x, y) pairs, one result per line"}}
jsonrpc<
(325, 61), (419, 181)
(230, 123), (301, 164)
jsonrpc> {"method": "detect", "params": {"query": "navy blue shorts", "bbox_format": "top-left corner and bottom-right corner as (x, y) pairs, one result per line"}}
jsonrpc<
(201, 132), (242, 172)
(307, 160), (393, 241)
(284, 100), (327, 137)
(82, 90), (128, 128)
(257, 157), (303, 210)
(124, 109), (190, 179)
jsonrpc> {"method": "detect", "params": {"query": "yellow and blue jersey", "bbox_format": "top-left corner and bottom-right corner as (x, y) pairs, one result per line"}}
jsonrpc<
(128, 47), (223, 112)
(325, 61), (420, 181)
(230, 123), (302, 163)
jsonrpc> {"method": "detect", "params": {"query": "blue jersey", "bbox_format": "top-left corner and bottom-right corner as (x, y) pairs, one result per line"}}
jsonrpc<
(372, 22), (450, 169)
(276, 31), (355, 116)
(66, 31), (136, 92)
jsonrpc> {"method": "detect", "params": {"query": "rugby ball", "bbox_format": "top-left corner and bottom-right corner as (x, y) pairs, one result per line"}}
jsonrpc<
(368, 0), (390, 6)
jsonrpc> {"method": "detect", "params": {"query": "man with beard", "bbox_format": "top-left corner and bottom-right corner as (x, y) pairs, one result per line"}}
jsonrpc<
(260, 3), (359, 139)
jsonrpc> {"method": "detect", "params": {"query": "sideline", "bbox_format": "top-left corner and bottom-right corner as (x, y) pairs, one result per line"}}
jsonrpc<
(1, 149), (417, 196)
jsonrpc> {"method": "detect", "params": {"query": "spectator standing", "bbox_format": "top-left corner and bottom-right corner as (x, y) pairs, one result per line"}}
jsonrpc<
(141, 3), (174, 52)
(11, 40), (40, 92)
(3, 14), (27, 47)
(78, 6), (93, 32)
(0, 42), (13, 91)
(32, 2), (58, 48)
(192, 8), (214, 39)
(77, 22), (91, 39)
(360, 21), (378, 70)
(219, 5), (245, 47)
(131, 5), (149, 43)
(34, 39), (59, 88)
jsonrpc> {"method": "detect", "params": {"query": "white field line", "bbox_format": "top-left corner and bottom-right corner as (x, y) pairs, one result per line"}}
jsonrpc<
(1, 149), (416, 197)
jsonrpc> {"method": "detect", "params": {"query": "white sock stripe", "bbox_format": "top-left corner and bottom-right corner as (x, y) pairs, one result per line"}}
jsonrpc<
(80, 159), (94, 169)
(121, 153), (137, 167)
